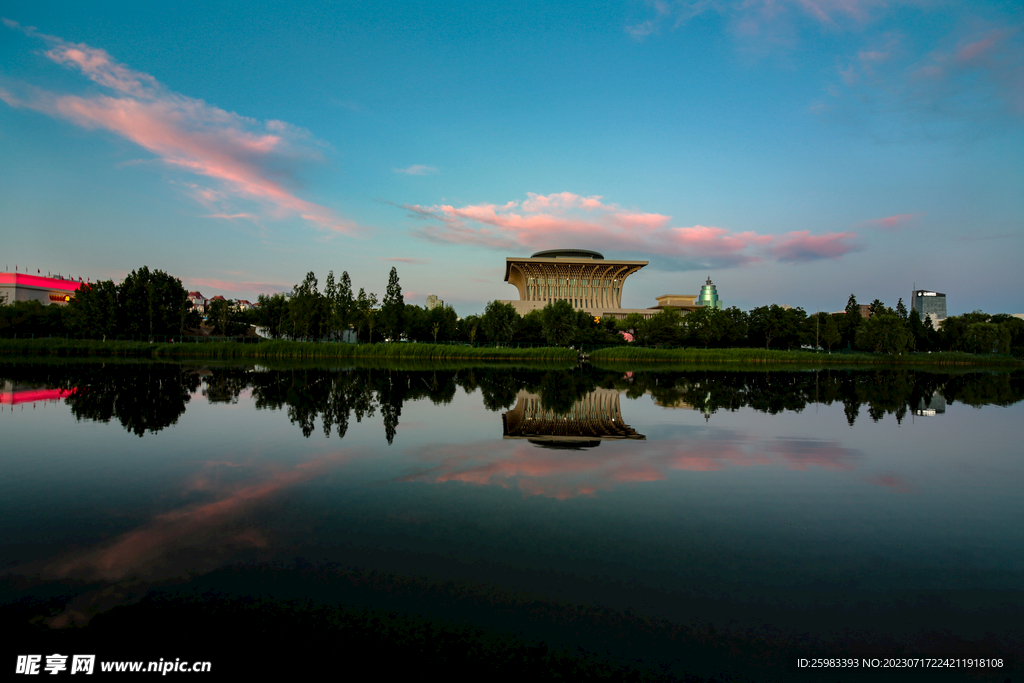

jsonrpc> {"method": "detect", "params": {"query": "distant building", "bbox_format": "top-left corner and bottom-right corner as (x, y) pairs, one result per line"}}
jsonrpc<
(696, 277), (723, 310)
(653, 294), (700, 313)
(912, 290), (946, 322)
(0, 272), (81, 306)
(426, 294), (444, 310)
(235, 299), (253, 311)
(654, 277), (724, 314)
(187, 291), (208, 313)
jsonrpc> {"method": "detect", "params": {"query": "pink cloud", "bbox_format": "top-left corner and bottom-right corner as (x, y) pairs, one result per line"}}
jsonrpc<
(407, 192), (854, 267)
(400, 430), (860, 500)
(765, 230), (862, 262)
(393, 164), (438, 175)
(837, 23), (1024, 122)
(862, 212), (924, 230)
(206, 212), (258, 221)
(866, 474), (914, 493)
(957, 32), (1000, 63)
(1, 21), (353, 234)
(767, 437), (862, 471)
(627, 0), (898, 44)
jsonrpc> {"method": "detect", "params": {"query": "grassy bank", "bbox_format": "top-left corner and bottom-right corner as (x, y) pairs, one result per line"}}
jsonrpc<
(3, 338), (1018, 367)
(0, 338), (577, 362)
(588, 345), (1021, 366)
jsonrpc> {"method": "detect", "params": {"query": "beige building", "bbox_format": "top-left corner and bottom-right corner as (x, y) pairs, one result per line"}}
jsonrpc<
(503, 388), (645, 447)
(500, 249), (659, 319)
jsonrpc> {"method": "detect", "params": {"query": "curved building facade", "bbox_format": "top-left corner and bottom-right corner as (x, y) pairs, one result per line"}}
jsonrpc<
(502, 249), (650, 317)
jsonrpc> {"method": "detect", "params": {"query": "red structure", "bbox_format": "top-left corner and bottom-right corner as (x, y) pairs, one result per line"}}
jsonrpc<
(0, 272), (82, 305)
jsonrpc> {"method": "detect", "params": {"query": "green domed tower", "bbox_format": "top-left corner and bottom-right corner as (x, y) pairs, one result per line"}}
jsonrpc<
(696, 276), (722, 310)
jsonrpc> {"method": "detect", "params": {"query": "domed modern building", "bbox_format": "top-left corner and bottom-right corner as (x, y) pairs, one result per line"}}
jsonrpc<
(499, 250), (725, 321)
(501, 249), (654, 319)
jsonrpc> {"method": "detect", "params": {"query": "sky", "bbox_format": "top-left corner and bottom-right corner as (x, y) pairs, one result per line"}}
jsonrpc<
(1, 0), (1022, 316)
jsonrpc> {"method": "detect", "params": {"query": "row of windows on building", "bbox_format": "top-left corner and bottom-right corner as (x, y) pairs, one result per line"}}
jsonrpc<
(526, 278), (621, 299)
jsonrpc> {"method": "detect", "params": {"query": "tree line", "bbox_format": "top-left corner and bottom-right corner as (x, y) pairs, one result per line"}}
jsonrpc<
(2, 267), (1022, 355)
(5, 363), (1021, 441)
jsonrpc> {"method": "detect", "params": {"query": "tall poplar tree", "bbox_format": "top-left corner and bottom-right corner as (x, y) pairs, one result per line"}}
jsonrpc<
(338, 271), (354, 341)
(324, 271), (338, 340)
(381, 267), (405, 341)
(842, 294), (862, 348)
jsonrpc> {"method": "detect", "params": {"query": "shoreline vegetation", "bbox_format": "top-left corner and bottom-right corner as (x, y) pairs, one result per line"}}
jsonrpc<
(0, 338), (1019, 367)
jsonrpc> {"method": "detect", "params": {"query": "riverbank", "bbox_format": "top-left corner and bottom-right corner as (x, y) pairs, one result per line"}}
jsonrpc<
(2, 338), (1019, 366)
(588, 345), (1021, 366)
(0, 338), (577, 362)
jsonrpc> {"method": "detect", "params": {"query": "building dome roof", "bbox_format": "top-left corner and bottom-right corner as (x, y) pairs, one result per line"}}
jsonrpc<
(530, 249), (604, 259)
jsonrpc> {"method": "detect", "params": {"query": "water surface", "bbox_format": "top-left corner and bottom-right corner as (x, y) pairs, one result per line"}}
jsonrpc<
(2, 362), (1021, 680)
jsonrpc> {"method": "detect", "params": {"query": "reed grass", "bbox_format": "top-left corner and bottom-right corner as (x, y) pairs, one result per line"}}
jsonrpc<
(587, 345), (1020, 366)
(0, 338), (577, 362)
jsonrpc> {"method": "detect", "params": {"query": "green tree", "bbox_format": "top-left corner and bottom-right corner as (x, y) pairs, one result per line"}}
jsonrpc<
(643, 309), (684, 346)
(256, 293), (290, 339)
(403, 305), (430, 342)
(991, 314), (1024, 356)
(856, 311), (913, 354)
(354, 288), (378, 343)
(428, 305), (458, 343)
(514, 309), (545, 344)
(324, 271), (338, 340)
(458, 314), (481, 343)
(337, 271), (354, 340)
(961, 322), (1002, 354)
(841, 294), (862, 348)
(822, 313), (841, 352)
(66, 280), (119, 340)
(289, 272), (322, 340)
(720, 307), (749, 347)
(381, 266), (405, 341)
(868, 299), (885, 318)
(206, 297), (240, 336)
(117, 267), (191, 340)
(620, 312), (645, 334)
(481, 300), (518, 345)
(540, 300), (578, 346)
(749, 305), (800, 349)
(895, 298), (908, 321)
(686, 306), (724, 348)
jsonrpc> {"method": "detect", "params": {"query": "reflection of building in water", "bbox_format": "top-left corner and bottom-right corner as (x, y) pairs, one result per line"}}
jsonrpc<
(503, 388), (645, 448)
(0, 381), (75, 405)
(915, 394), (946, 416)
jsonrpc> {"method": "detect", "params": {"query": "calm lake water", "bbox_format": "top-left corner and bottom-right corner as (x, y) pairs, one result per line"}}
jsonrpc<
(2, 361), (1021, 680)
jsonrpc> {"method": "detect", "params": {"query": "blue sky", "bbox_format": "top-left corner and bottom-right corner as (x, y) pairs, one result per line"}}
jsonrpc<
(1, 0), (1021, 315)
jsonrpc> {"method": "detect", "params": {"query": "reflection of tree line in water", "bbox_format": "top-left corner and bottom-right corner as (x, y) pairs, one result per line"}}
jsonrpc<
(2, 363), (1022, 439)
